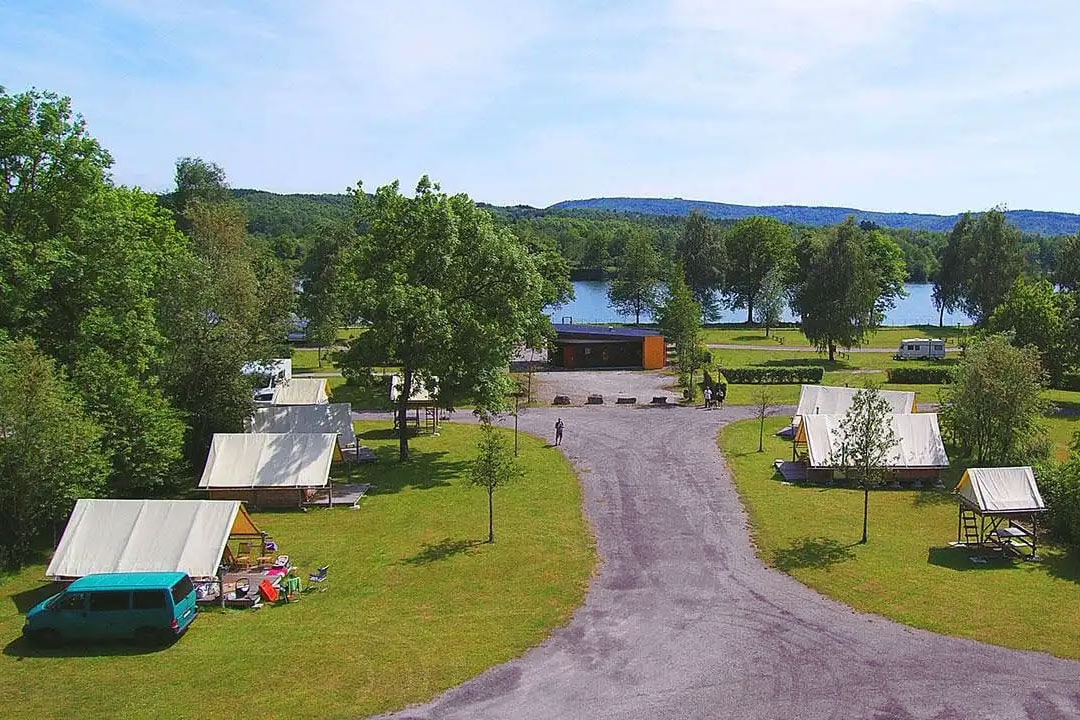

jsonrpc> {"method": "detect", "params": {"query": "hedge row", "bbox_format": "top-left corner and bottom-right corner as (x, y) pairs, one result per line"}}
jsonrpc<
(1058, 373), (1080, 392)
(885, 366), (954, 384)
(718, 366), (824, 384)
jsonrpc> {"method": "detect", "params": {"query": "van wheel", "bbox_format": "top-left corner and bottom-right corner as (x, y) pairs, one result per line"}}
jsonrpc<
(30, 629), (62, 648)
(134, 627), (168, 647)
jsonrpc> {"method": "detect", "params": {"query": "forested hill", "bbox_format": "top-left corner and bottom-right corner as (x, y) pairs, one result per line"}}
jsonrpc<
(549, 197), (1080, 236)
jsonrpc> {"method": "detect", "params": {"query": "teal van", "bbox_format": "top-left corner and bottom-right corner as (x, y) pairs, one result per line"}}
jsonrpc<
(23, 572), (197, 647)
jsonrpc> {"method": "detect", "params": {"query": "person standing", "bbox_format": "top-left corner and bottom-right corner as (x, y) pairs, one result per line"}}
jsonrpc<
(703, 386), (712, 409)
(717, 384), (727, 406)
(554, 417), (565, 446)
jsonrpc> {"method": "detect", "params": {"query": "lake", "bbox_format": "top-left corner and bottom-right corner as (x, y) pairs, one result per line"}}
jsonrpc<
(549, 281), (973, 327)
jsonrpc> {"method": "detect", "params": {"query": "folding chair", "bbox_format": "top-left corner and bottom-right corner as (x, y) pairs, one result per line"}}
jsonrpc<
(308, 565), (329, 592)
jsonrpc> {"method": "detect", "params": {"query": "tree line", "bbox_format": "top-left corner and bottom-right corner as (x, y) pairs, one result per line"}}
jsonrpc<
(0, 89), (291, 565)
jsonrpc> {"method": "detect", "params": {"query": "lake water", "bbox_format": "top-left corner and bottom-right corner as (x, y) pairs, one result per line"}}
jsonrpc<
(549, 281), (973, 327)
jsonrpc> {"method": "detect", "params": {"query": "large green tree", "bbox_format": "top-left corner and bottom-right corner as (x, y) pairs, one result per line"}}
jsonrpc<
(790, 218), (879, 361)
(940, 334), (1048, 465)
(959, 207), (1025, 325)
(0, 339), (107, 567)
(607, 228), (661, 325)
(675, 210), (725, 317)
(337, 177), (556, 461)
(989, 277), (1074, 385)
(932, 214), (971, 327)
(656, 265), (704, 393)
(724, 216), (792, 324)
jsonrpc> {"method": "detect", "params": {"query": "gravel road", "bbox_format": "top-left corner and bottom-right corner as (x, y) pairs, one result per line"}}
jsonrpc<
(375, 404), (1080, 720)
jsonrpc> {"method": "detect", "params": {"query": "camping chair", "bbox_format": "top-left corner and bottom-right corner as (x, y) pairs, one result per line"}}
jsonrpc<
(308, 565), (329, 592)
(235, 542), (253, 570)
(255, 542), (275, 568)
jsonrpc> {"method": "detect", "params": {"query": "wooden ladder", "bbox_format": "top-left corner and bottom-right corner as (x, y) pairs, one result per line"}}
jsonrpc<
(960, 508), (981, 546)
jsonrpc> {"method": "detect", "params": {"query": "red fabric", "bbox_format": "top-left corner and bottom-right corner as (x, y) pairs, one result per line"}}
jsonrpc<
(259, 579), (279, 603)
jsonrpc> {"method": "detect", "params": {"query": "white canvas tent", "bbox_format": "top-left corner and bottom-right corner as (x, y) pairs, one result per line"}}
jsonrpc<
(46, 499), (261, 581)
(271, 378), (329, 405)
(795, 413), (949, 470)
(251, 403), (356, 447)
(198, 433), (337, 490)
(954, 467), (1046, 557)
(793, 385), (916, 427)
(955, 467), (1045, 514)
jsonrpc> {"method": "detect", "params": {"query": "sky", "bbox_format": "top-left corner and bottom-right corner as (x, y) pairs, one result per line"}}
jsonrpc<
(4, 0), (1080, 213)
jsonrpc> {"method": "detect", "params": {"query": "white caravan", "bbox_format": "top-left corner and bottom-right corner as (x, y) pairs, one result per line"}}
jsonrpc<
(894, 338), (945, 360)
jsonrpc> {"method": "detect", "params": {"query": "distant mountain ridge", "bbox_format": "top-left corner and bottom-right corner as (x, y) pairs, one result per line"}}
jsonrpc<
(548, 197), (1080, 235)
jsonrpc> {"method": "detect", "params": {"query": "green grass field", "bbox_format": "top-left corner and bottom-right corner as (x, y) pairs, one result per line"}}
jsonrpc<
(721, 416), (1080, 659)
(0, 422), (595, 720)
(702, 324), (970, 349)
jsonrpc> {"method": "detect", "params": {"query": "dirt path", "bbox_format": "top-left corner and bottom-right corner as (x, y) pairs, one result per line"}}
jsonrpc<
(376, 403), (1080, 720)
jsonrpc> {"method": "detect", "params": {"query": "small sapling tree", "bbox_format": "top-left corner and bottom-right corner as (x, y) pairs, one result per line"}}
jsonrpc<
(830, 386), (899, 544)
(468, 419), (523, 543)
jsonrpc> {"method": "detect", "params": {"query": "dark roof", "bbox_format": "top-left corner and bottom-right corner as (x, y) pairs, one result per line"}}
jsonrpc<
(552, 323), (662, 339)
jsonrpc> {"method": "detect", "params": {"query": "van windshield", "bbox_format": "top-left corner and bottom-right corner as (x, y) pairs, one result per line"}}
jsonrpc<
(171, 576), (194, 604)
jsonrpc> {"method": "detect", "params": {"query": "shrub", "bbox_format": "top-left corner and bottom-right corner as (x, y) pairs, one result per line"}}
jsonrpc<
(1036, 461), (1080, 551)
(885, 366), (954, 384)
(718, 366), (824, 384)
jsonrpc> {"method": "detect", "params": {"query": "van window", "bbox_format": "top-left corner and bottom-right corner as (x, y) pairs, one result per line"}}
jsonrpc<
(132, 590), (167, 610)
(57, 592), (86, 611)
(171, 576), (194, 604)
(89, 591), (130, 611)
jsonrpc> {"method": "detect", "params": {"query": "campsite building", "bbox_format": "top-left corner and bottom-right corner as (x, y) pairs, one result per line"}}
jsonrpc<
(955, 466), (1046, 558)
(550, 324), (667, 370)
(47, 499), (262, 582)
(792, 385), (916, 429)
(198, 433), (339, 508)
(793, 412), (950, 482)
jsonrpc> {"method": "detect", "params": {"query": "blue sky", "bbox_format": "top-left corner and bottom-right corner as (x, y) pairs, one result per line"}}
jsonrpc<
(4, 1), (1079, 213)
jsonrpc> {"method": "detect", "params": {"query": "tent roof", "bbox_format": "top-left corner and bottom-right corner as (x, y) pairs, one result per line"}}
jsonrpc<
(272, 378), (328, 405)
(794, 385), (915, 425)
(251, 403), (356, 447)
(198, 433), (336, 489)
(46, 499), (260, 581)
(797, 413), (950, 469)
(955, 466), (1046, 514)
(389, 374), (434, 403)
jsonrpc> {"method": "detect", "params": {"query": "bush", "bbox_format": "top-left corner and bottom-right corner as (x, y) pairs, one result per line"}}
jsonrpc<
(1036, 462), (1080, 551)
(718, 366), (824, 384)
(885, 366), (954, 384)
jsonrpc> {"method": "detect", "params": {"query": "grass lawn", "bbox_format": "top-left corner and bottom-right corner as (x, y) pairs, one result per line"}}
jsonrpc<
(721, 416), (1080, 659)
(291, 347), (339, 374)
(0, 422), (595, 720)
(702, 324), (970, 349)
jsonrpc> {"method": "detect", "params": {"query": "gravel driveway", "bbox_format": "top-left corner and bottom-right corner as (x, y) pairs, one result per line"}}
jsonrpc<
(376, 403), (1080, 720)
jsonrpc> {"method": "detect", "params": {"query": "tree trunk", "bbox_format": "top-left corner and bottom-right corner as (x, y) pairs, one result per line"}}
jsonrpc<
(397, 365), (412, 462)
(938, 302), (945, 328)
(828, 342), (836, 362)
(861, 482), (870, 544)
(765, 324), (771, 337)
(488, 488), (494, 543)
(758, 413), (765, 452)
(746, 300), (753, 325)
(634, 307), (640, 326)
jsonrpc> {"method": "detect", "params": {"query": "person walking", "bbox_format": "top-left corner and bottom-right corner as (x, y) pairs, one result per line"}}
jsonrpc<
(554, 417), (565, 446)
(716, 384), (727, 406)
(703, 386), (712, 409)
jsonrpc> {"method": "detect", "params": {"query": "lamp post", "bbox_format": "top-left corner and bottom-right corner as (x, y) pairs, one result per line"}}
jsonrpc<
(514, 392), (520, 456)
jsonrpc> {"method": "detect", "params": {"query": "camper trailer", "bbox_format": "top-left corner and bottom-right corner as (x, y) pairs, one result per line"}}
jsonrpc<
(242, 358), (292, 403)
(894, 338), (945, 360)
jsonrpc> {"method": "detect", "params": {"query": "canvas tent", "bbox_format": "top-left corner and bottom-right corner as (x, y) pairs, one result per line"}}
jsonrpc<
(954, 466), (1046, 557)
(793, 385), (916, 427)
(794, 412), (949, 479)
(390, 374), (441, 433)
(198, 433), (338, 507)
(47, 499), (261, 581)
(251, 403), (356, 447)
(270, 378), (329, 406)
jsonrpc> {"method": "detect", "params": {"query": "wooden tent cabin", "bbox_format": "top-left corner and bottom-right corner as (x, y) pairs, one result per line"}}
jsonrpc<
(955, 466), (1046, 558)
